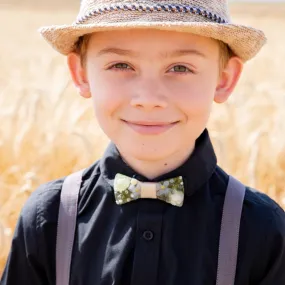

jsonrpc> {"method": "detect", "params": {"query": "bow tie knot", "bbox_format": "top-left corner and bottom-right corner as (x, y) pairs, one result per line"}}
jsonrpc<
(114, 174), (184, 207)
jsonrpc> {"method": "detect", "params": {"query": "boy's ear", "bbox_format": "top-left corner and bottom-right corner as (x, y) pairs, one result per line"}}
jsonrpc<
(67, 52), (91, 98)
(214, 56), (243, 104)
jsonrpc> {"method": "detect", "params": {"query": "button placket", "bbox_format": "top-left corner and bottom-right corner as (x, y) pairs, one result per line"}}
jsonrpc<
(130, 201), (164, 285)
(143, 230), (154, 241)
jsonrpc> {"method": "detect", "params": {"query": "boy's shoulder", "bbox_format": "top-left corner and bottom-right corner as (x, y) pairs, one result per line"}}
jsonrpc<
(20, 160), (101, 227)
(216, 166), (285, 235)
(242, 183), (285, 237)
(242, 185), (285, 265)
(217, 166), (284, 216)
(19, 176), (66, 230)
(245, 183), (284, 216)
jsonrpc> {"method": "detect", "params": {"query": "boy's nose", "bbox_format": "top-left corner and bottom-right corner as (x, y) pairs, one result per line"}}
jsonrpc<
(130, 81), (168, 111)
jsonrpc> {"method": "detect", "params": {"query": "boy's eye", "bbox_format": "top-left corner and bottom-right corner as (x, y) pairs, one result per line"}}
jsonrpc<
(169, 65), (193, 73)
(109, 63), (132, 70)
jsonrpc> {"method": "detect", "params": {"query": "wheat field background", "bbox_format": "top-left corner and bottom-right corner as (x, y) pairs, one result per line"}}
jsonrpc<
(0, 2), (285, 275)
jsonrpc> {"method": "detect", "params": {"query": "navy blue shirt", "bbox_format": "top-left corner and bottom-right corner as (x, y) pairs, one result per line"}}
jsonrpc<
(1, 129), (285, 285)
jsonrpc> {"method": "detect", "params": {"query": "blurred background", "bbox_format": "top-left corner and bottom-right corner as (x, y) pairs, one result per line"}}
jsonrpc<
(0, 0), (285, 275)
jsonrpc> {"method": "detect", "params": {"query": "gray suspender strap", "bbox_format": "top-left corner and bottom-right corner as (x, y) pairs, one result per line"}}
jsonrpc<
(55, 172), (245, 285)
(56, 169), (85, 285)
(216, 175), (246, 285)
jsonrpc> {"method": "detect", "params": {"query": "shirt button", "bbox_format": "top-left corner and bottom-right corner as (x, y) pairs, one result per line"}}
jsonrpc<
(143, 230), (154, 241)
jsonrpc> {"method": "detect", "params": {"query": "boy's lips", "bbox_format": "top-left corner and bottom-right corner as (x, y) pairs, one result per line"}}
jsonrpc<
(122, 119), (179, 135)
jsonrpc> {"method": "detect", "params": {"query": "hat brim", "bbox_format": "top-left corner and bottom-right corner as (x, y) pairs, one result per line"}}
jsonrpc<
(39, 21), (266, 62)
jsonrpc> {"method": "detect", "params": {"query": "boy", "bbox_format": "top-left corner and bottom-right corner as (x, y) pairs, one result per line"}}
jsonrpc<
(1, 0), (285, 285)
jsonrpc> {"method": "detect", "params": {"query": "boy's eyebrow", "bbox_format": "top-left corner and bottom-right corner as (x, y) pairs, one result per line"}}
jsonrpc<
(165, 49), (207, 58)
(96, 48), (140, 57)
(96, 48), (206, 58)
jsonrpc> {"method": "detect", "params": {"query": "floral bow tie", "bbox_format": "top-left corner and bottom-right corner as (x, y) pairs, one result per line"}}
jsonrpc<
(113, 173), (185, 207)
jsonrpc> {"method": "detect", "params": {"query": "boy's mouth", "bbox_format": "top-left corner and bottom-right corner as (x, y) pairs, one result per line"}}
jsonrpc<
(121, 120), (179, 135)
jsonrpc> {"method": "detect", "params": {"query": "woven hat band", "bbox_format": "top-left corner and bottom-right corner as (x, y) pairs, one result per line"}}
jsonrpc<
(78, 0), (230, 21)
(75, 3), (228, 25)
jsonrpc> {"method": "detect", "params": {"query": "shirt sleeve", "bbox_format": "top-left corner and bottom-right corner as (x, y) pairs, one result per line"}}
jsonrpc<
(0, 187), (48, 285)
(258, 206), (285, 285)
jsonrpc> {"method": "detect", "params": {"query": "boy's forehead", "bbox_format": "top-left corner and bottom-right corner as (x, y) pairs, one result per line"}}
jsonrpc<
(91, 28), (214, 42)
(89, 29), (218, 54)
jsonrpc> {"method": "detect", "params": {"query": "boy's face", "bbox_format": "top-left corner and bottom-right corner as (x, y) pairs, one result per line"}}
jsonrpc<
(68, 29), (242, 162)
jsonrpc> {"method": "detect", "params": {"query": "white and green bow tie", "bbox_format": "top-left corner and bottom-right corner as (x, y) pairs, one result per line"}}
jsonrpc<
(113, 173), (184, 207)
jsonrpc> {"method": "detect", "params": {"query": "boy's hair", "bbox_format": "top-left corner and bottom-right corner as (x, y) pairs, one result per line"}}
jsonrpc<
(75, 33), (234, 72)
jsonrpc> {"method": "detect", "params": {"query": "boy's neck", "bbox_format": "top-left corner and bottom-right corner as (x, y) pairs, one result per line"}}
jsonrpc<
(117, 143), (195, 180)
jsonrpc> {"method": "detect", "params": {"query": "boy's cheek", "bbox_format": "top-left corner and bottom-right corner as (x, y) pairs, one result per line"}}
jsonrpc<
(175, 88), (214, 114)
(91, 88), (125, 120)
(89, 78), (132, 107)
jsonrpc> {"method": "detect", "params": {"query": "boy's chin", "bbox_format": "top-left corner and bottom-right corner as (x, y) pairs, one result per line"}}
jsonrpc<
(118, 143), (178, 162)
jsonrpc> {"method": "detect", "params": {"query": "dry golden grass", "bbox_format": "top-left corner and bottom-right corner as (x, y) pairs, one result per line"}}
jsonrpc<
(0, 3), (285, 275)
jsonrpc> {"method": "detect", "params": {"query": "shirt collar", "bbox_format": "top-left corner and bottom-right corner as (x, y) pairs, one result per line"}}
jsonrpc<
(100, 128), (217, 197)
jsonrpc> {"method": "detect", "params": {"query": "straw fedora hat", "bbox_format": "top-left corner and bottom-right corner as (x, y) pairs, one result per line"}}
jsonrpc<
(39, 0), (267, 62)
